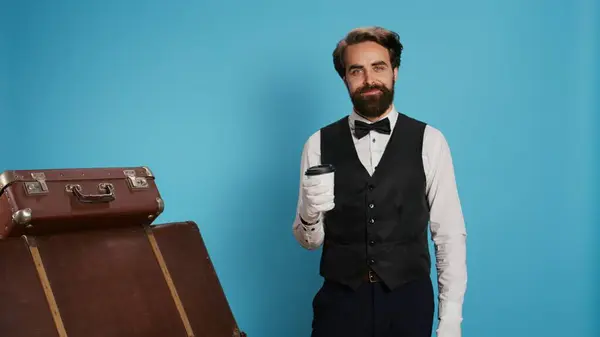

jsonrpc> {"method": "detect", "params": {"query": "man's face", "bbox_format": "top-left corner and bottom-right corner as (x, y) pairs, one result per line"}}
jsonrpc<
(343, 41), (398, 119)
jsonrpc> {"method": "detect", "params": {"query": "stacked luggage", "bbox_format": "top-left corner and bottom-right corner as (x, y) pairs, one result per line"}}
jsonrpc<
(0, 166), (246, 337)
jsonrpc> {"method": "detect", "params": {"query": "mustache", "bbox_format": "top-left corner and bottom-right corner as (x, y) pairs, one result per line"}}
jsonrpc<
(358, 84), (388, 94)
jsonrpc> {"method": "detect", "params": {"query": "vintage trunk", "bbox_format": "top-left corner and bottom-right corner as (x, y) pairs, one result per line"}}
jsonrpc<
(0, 166), (246, 337)
(0, 167), (164, 238)
(0, 221), (247, 337)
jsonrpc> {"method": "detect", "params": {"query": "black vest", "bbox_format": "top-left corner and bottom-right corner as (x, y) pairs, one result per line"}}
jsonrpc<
(319, 113), (431, 290)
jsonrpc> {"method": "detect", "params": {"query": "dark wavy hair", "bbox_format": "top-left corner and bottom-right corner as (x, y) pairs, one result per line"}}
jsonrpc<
(332, 26), (404, 79)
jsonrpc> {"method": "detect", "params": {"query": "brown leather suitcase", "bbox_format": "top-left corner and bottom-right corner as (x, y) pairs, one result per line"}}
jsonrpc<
(0, 221), (247, 337)
(0, 167), (164, 238)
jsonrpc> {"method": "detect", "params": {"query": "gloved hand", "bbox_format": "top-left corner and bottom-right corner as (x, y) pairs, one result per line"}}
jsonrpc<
(300, 174), (335, 223)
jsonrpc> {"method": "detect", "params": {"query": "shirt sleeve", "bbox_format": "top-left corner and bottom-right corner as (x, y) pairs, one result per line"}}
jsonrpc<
(423, 126), (468, 336)
(292, 131), (325, 250)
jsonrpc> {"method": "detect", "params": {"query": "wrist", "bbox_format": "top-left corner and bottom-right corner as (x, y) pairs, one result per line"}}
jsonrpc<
(438, 301), (463, 322)
(299, 212), (319, 225)
(436, 318), (462, 337)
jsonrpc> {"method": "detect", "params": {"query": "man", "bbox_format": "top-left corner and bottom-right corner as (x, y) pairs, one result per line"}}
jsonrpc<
(292, 26), (467, 337)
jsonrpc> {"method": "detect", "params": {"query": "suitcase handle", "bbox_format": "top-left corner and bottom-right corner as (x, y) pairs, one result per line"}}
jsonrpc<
(66, 183), (116, 204)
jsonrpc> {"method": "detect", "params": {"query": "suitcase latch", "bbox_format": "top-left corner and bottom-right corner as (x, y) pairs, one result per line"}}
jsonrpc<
(124, 170), (149, 190)
(24, 172), (49, 195)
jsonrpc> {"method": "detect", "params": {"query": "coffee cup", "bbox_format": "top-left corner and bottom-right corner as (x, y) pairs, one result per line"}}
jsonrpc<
(305, 164), (335, 195)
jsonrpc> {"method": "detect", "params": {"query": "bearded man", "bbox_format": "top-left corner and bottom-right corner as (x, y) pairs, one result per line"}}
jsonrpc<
(292, 26), (468, 337)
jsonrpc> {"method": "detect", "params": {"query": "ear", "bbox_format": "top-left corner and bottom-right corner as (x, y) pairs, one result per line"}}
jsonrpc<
(393, 67), (398, 81)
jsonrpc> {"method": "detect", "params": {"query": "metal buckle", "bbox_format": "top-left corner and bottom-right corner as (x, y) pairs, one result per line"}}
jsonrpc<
(124, 170), (149, 190)
(368, 270), (377, 283)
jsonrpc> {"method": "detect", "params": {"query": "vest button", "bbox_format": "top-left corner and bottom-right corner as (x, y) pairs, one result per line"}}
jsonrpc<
(369, 203), (374, 209)
(369, 218), (375, 224)
(368, 184), (375, 191)
(369, 259), (375, 265)
(369, 240), (375, 246)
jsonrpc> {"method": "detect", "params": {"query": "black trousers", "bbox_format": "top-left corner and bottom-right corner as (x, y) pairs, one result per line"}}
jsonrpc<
(310, 277), (434, 337)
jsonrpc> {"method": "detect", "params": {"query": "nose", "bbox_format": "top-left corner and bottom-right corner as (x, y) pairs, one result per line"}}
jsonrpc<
(363, 69), (375, 85)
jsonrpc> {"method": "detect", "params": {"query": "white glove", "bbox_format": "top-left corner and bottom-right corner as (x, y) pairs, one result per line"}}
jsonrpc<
(436, 319), (461, 337)
(300, 174), (335, 223)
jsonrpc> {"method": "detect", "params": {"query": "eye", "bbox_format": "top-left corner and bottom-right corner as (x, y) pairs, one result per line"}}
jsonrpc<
(349, 68), (362, 76)
(374, 65), (386, 72)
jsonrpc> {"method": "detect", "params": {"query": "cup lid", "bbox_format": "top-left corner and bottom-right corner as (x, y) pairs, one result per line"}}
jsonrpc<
(305, 164), (335, 176)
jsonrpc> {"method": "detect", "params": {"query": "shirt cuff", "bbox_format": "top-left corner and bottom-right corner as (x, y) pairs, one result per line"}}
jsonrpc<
(299, 211), (322, 226)
(439, 300), (463, 322)
(300, 219), (322, 232)
(436, 318), (462, 337)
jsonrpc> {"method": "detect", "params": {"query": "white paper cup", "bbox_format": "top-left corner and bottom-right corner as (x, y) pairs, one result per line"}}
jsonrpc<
(305, 164), (335, 195)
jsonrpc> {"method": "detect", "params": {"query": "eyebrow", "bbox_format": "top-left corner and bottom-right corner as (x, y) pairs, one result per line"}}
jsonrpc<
(348, 60), (388, 71)
(371, 61), (387, 67)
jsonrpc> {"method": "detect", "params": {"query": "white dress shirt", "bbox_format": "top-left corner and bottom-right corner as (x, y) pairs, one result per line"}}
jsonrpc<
(292, 105), (467, 337)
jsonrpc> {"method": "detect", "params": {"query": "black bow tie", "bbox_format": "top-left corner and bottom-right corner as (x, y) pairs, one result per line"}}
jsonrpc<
(354, 118), (391, 139)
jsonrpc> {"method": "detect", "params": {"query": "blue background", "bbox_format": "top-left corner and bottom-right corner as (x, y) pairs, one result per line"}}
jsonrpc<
(2, 1), (599, 336)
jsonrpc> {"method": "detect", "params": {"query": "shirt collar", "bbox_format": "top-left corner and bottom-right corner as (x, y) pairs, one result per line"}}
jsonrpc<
(348, 104), (398, 131)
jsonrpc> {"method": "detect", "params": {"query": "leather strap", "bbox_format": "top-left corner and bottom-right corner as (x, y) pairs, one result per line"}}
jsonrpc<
(23, 235), (69, 337)
(145, 226), (195, 337)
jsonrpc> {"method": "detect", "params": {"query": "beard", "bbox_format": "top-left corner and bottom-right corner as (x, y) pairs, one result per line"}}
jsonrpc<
(349, 81), (395, 119)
